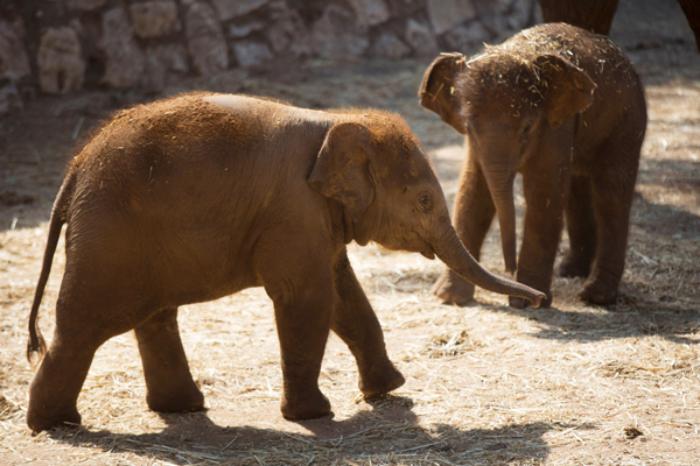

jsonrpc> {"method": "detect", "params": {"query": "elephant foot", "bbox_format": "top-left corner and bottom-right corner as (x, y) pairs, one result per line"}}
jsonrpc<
(147, 385), (205, 413)
(580, 281), (618, 306)
(27, 406), (81, 433)
(359, 361), (405, 400)
(510, 291), (552, 309)
(281, 388), (332, 421)
(432, 271), (475, 306)
(557, 254), (591, 278)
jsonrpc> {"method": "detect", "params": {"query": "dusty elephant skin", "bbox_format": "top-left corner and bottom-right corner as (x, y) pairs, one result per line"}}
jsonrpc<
(420, 23), (647, 308)
(25, 93), (545, 432)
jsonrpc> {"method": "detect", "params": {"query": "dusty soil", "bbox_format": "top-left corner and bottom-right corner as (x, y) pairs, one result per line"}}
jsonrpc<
(1, 1), (698, 464)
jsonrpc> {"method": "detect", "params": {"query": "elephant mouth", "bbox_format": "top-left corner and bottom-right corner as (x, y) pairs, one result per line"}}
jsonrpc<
(420, 246), (435, 260)
(415, 235), (435, 259)
(376, 235), (435, 260)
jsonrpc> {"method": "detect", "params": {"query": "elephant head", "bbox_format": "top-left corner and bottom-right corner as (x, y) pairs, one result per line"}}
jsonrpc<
(308, 115), (546, 306)
(419, 51), (596, 272)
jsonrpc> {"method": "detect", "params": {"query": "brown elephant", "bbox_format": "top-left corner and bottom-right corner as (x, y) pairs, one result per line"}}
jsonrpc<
(419, 23), (647, 308)
(25, 93), (545, 432)
(539, 0), (700, 51)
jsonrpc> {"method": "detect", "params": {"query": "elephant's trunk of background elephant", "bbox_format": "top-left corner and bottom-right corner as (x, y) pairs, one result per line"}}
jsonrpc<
(430, 224), (543, 306)
(485, 172), (517, 274)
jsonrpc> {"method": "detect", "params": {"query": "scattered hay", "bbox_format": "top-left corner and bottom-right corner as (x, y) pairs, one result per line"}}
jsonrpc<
(0, 12), (699, 463)
(425, 330), (483, 358)
(0, 394), (21, 420)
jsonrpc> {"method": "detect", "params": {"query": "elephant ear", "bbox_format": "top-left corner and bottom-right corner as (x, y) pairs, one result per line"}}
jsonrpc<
(418, 52), (469, 133)
(308, 122), (375, 222)
(534, 54), (597, 127)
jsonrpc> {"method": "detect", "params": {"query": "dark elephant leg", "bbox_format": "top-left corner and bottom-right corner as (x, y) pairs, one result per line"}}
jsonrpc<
(135, 307), (204, 413)
(559, 174), (597, 278)
(26, 330), (98, 432)
(510, 171), (567, 309)
(433, 152), (495, 305)
(678, 0), (700, 52)
(539, 0), (619, 35)
(257, 235), (335, 421)
(272, 288), (333, 420)
(26, 274), (135, 432)
(332, 252), (404, 399)
(583, 152), (639, 305)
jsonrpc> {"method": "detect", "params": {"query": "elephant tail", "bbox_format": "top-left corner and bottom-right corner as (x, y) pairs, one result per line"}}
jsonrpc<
(27, 169), (76, 366)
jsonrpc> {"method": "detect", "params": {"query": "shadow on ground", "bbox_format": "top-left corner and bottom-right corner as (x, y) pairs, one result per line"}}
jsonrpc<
(47, 396), (582, 464)
(479, 299), (700, 344)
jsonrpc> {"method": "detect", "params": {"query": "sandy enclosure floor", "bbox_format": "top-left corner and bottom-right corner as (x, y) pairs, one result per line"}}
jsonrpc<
(1, 3), (699, 465)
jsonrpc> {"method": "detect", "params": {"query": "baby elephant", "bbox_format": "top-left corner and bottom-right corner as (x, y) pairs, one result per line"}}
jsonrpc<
(420, 23), (647, 308)
(26, 93), (545, 432)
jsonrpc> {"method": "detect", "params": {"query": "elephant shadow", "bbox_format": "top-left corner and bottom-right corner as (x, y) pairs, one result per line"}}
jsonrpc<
(486, 298), (699, 344)
(46, 396), (583, 464)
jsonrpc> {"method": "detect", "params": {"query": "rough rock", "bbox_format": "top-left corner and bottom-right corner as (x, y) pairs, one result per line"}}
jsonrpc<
(185, 2), (229, 75)
(0, 20), (30, 81)
(490, 0), (514, 14)
(426, 0), (476, 35)
(482, 13), (512, 39)
(507, 0), (535, 30)
(37, 27), (85, 94)
(312, 4), (369, 58)
(227, 19), (265, 38)
(404, 18), (438, 56)
(266, 4), (312, 57)
(211, 0), (269, 22)
(129, 1), (181, 38)
(370, 32), (410, 58)
(386, 0), (426, 16)
(443, 20), (492, 50)
(348, 0), (390, 27)
(0, 82), (22, 115)
(100, 7), (145, 88)
(143, 44), (189, 91)
(67, 0), (107, 11)
(232, 40), (273, 67)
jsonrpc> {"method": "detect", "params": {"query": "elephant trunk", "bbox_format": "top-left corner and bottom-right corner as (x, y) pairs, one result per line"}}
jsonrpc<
(486, 173), (517, 274)
(430, 224), (544, 306)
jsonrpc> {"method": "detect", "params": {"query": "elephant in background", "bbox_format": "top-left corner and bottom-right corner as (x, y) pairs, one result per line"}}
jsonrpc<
(539, 0), (700, 51)
(420, 23), (646, 308)
(25, 93), (545, 432)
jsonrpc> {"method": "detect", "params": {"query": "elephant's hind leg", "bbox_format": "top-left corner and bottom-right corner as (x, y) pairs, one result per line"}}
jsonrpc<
(135, 307), (204, 413)
(27, 332), (97, 432)
(559, 174), (597, 278)
(332, 252), (404, 399)
(583, 140), (641, 305)
(26, 282), (131, 432)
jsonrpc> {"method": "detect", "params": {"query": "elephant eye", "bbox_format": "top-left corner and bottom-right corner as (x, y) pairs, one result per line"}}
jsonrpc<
(521, 123), (532, 135)
(418, 192), (433, 213)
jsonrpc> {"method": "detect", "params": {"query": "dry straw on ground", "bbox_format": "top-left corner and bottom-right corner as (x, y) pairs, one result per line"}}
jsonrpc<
(1, 3), (699, 464)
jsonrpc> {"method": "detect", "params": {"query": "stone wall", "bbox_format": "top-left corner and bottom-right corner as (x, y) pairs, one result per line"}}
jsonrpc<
(0, 0), (539, 114)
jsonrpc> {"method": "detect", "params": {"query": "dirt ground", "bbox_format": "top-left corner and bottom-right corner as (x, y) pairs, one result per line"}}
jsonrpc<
(1, 1), (699, 465)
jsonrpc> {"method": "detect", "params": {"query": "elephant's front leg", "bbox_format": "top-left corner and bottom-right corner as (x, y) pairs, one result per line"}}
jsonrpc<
(258, 243), (336, 421)
(582, 160), (638, 305)
(332, 252), (404, 399)
(510, 173), (566, 308)
(433, 152), (495, 305)
(135, 307), (204, 413)
(273, 286), (333, 420)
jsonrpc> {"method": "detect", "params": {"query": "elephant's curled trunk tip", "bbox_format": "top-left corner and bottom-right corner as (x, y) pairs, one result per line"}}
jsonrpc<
(432, 225), (547, 308)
